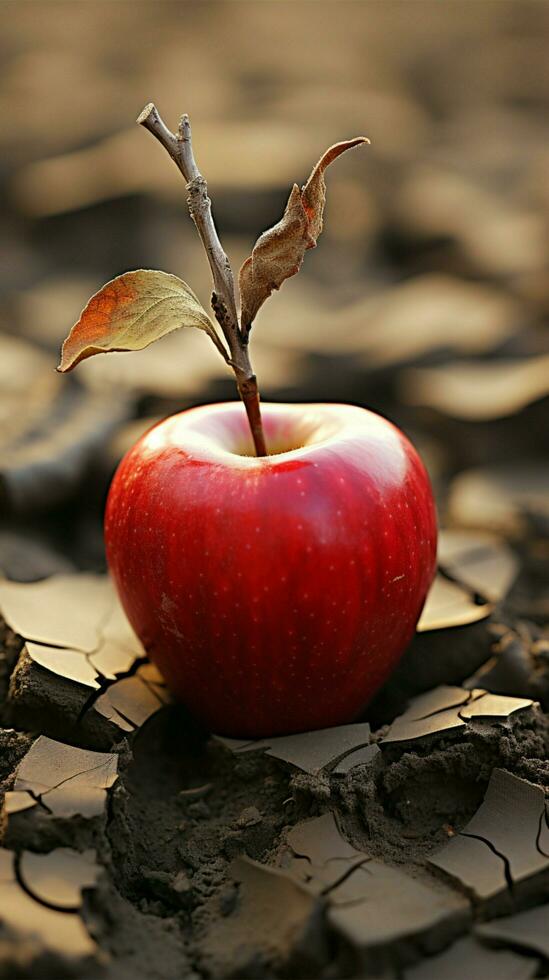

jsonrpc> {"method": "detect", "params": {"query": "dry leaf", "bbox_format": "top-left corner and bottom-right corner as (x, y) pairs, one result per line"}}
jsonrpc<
(0, 849), (97, 960)
(20, 849), (99, 911)
(7, 736), (118, 819)
(417, 576), (492, 632)
(249, 274), (521, 367)
(0, 573), (113, 651)
(239, 138), (368, 330)
(393, 166), (547, 278)
(417, 528), (518, 632)
(401, 354), (549, 421)
(448, 464), (549, 536)
(437, 530), (519, 605)
(341, 275), (522, 366)
(58, 270), (227, 372)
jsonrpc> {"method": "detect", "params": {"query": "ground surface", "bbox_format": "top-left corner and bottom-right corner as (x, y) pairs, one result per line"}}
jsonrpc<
(0, 541), (548, 979)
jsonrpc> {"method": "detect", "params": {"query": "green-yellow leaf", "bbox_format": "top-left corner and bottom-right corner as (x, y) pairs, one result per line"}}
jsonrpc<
(57, 269), (228, 372)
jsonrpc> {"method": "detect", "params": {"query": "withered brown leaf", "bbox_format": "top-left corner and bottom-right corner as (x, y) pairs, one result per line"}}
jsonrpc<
(239, 137), (368, 332)
(57, 270), (228, 372)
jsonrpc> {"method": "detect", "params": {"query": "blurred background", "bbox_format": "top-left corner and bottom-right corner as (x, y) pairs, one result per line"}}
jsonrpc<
(0, 0), (548, 581)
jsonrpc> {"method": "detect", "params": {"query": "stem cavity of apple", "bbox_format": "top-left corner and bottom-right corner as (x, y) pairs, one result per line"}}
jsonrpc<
(137, 104), (268, 458)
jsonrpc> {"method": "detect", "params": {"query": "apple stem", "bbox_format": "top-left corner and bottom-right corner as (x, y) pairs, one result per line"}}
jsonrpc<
(238, 375), (268, 457)
(137, 103), (268, 457)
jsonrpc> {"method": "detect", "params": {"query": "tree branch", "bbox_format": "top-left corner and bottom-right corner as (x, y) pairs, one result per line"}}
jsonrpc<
(137, 103), (179, 161)
(138, 103), (239, 338)
(137, 102), (268, 457)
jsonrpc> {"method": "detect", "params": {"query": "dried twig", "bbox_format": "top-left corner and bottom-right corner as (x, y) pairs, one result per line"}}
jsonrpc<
(137, 103), (267, 457)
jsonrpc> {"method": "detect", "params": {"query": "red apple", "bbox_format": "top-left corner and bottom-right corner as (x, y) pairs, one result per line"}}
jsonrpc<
(105, 402), (437, 736)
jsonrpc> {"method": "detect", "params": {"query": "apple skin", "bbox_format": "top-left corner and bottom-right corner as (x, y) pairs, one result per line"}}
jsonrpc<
(105, 402), (437, 737)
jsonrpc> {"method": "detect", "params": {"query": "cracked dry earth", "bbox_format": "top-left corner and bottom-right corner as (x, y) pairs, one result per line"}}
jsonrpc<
(0, 524), (549, 979)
